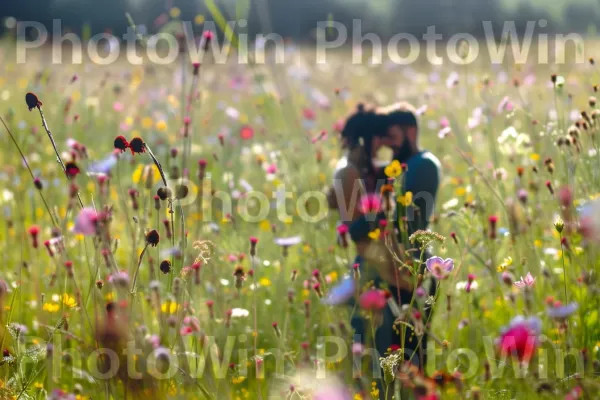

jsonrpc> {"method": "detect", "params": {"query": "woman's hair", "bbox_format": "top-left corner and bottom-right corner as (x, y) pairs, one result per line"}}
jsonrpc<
(340, 104), (389, 183)
(340, 104), (388, 149)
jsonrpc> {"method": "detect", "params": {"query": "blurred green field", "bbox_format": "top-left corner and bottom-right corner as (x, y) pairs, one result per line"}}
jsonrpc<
(0, 36), (598, 400)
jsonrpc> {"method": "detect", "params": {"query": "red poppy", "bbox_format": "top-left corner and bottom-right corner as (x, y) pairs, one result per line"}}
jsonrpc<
(240, 125), (254, 140)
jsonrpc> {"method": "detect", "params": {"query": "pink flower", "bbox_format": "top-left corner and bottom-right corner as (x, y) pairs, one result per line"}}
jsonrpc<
(565, 386), (583, 400)
(333, 119), (344, 133)
(497, 96), (514, 113)
(113, 102), (124, 112)
(303, 108), (316, 120)
(513, 272), (536, 288)
(336, 224), (348, 235)
(313, 382), (352, 400)
(358, 194), (382, 214)
(466, 273), (476, 292)
(72, 207), (98, 236)
(359, 289), (387, 311)
(440, 117), (449, 128)
(180, 326), (193, 336)
(180, 316), (200, 336)
(351, 342), (364, 354)
(425, 256), (454, 279)
(558, 186), (573, 208)
(498, 316), (541, 362)
(266, 163), (277, 174)
(148, 334), (160, 348)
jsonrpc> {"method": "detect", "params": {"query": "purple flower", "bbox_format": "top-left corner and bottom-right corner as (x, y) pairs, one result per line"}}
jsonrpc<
(322, 278), (356, 305)
(109, 271), (130, 287)
(153, 346), (171, 362)
(87, 154), (118, 175)
(72, 208), (98, 236)
(425, 256), (454, 279)
(274, 236), (302, 247)
(546, 302), (578, 320)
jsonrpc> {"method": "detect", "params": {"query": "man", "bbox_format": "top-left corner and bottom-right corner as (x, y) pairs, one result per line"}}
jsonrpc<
(379, 102), (442, 238)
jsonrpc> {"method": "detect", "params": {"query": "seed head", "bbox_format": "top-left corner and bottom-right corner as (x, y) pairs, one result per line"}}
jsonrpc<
(25, 92), (42, 111)
(157, 187), (172, 201)
(145, 230), (160, 247)
(160, 260), (172, 274)
(175, 184), (189, 199)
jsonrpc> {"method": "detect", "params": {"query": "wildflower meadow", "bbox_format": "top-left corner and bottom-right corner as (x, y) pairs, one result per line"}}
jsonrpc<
(0, 22), (599, 400)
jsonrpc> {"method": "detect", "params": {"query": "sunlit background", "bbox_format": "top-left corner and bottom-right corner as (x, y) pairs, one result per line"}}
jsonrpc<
(0, 0), (598, 37)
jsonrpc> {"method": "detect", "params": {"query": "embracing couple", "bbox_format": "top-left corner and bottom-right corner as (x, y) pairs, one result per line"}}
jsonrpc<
(327, 102), (442, 370)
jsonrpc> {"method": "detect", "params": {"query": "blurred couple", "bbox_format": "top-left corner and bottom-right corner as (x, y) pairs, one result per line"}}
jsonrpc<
(327, 102), (442, 372)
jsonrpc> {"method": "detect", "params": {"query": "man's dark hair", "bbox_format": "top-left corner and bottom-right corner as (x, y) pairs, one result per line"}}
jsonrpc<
(378, 102), (419, 131)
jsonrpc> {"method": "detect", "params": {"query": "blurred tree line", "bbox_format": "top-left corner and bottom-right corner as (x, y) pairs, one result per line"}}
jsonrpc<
(1, 0), (598, 38)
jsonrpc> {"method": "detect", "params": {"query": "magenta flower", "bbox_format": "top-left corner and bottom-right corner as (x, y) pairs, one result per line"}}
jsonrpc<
(513, 272), (536, 288)
(425, 256), (454, 279)
(358, 289), (387, 311)
(336, 224), (349, 235)
(266, 163), (277, 174)
(497, 316), (541, 362)
(72, 207), (99, 236)
(358, 194), (382, 215)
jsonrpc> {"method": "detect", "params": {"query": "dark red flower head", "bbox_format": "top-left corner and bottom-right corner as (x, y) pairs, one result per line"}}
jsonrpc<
(160, 260), (172, 274)
(28, 225), (40, 248)
(156, 187), (172, 201)
(114, 136), (129, 153)
(65, 162), (80, 179)
(192, 62), (201, 76)
(145, 230), (160, 247)
(202, 31), (214, 51)
(25, 92), (42, 111)
(34, 177), (43, 190)
(129, 137), (146, 154)
(488, 215), (498, 239)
